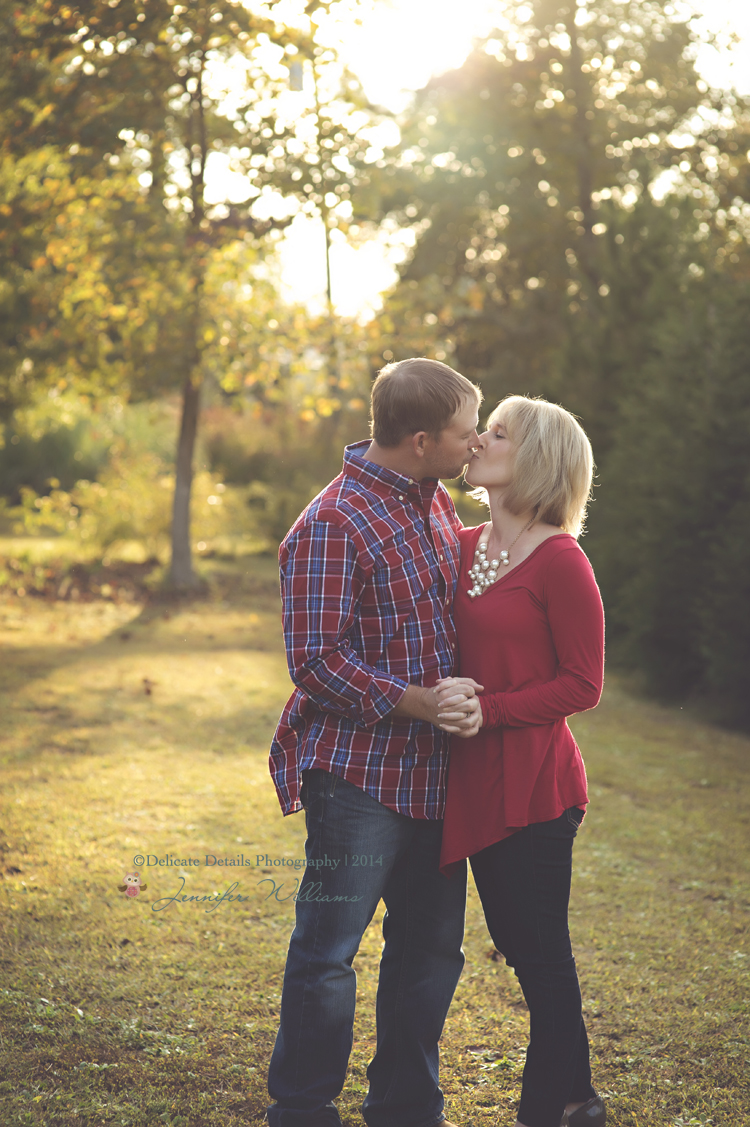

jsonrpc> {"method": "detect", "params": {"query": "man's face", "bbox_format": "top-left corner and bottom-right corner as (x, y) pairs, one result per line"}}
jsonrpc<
(421, 398), (480, 479)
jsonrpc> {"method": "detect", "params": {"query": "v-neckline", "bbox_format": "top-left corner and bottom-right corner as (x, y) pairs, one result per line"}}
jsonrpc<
(466, 523), (573, 594)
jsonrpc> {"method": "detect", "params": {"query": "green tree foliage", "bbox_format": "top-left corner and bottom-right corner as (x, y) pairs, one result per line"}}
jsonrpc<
(374, 0), (750, 722)
(1, 0), (383, 586)
(375, 0), (744, 445)
(0, 3), (174, 410)
(0, 150), (190, 416)
(589, 267), (750, 722)
(3, 244), (373, 558)
(0, 148), (71, 414)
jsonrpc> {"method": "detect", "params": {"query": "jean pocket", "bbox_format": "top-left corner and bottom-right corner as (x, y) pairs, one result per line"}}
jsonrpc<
(565, 806), (585, 829)
(301, 769), (338, 810)
(300, 769), (324, 811)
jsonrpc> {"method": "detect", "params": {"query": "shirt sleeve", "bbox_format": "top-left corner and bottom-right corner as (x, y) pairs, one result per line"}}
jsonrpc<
(479, 546), (604, 729)
(281, 521), (409, 726)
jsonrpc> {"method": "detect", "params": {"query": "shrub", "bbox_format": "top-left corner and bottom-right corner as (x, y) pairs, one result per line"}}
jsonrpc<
(14, 443), (251, 561)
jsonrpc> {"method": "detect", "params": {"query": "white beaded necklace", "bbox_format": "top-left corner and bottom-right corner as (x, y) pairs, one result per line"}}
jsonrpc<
(467, 518), (536, 599)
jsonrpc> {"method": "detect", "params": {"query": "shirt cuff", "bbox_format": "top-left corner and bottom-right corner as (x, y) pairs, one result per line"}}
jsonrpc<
(358, 675), (409, 727)
(479, 693), (503, 729)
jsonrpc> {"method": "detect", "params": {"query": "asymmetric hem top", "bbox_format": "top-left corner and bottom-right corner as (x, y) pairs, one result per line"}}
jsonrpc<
(439, 525), (605, 874)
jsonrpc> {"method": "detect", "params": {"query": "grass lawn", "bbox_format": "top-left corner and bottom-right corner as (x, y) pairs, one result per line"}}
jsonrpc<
(0, 557), (748, 1127)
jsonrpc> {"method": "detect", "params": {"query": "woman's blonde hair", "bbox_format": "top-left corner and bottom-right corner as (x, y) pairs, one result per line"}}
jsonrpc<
(473, 395), (594, 537)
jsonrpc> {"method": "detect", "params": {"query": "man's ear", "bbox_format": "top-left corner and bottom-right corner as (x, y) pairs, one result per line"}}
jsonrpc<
(412, 431), (429, 458)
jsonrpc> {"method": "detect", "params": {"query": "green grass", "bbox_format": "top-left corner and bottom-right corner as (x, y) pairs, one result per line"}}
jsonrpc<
(0, 557), (748, 1126)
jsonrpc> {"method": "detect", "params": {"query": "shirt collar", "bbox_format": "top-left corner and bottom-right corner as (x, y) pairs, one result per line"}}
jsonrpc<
(343, 440), (440, 500)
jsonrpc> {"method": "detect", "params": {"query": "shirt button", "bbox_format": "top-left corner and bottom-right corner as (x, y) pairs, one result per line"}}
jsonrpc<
(439, 554), (444, 560)
(399, 494), (404, 500)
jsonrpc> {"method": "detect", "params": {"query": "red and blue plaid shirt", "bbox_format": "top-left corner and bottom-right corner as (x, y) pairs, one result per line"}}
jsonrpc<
(269, 440), (462, 820)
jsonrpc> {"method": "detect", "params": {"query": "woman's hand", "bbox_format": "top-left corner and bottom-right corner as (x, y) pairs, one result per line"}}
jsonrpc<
(435, 677), (484, 737)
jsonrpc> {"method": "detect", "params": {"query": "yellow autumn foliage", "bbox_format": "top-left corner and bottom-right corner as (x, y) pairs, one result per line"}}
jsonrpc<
(16, 444), (251, 560)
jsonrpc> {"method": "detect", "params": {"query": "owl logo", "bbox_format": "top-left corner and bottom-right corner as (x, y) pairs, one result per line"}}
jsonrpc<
(118, 872), (147, 898)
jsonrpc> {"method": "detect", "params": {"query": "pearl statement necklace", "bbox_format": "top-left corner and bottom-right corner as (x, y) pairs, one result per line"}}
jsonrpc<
(468, 518), (535, 598)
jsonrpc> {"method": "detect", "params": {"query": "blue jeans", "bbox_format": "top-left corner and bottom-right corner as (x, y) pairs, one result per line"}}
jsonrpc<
(267, 769), (467, 1127)
(470, 808), (597, 1127)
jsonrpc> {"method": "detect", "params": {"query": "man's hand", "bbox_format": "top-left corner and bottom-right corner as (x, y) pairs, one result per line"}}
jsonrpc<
(435, 677), (484, 738)
(390, 677), (484, 735)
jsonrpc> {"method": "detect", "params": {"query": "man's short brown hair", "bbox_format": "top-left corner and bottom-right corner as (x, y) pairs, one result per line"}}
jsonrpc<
(370, 357), (482, 447)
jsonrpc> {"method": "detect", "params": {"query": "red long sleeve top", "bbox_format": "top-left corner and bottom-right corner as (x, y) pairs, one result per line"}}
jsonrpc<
(440, 525), (604, 874)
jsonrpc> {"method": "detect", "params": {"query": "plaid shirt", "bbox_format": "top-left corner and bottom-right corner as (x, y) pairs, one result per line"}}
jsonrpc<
(269, 440), (462, 820)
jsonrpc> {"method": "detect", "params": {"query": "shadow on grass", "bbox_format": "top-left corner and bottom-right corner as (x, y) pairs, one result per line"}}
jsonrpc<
(0, 556), (291, 768)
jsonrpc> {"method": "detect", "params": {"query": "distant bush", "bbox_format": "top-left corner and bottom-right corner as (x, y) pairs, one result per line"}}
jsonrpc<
(587, 277), (750, 728)
(0, 418), (107, 503)
(202, 402), (370, 542)
(0, 394), (178, 504)
(14, 443), (252, 561)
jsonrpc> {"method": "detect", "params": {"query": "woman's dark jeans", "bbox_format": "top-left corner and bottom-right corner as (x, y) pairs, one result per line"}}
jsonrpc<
(267, 769), (467, 1127)
(470, 808), (596, 1127)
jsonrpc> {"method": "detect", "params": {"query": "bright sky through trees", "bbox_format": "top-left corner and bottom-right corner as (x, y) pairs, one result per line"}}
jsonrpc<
(211, 0), (750, 317)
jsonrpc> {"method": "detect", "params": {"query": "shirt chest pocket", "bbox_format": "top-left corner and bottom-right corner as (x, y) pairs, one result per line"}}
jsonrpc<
(360, 533), (434, 625)
(447, 535), (461, 574)
(431, 517), (461, 581)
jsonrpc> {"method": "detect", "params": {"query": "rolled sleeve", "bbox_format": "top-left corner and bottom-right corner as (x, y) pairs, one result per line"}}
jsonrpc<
(281, 522), (408, 727)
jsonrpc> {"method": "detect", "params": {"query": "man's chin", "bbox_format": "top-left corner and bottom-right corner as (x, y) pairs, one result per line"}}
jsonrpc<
(439, 463), (469, 481)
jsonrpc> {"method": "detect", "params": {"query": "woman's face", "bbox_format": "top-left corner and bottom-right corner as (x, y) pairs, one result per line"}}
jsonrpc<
(464, 413), (516, 490)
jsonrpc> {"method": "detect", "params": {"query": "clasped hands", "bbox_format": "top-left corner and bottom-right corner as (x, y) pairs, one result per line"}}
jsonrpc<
(433, 677), (485, 738)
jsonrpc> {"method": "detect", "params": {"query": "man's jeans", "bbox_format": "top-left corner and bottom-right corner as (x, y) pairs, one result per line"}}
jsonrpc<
(267, 769), (467, 1127)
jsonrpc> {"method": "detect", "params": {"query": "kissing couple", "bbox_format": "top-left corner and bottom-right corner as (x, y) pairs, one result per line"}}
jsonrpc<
(265, 357), (606, 1127)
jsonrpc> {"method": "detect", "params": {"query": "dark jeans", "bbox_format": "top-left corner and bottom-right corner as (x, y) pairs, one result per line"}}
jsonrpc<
(470, 808), (596, 1127)
(267, 769), (467, 1127)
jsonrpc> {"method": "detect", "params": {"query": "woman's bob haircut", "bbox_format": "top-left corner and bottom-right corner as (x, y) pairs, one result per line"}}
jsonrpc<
(473, 395), (594, 538)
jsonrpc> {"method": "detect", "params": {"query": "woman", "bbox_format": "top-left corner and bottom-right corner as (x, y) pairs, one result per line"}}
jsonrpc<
(436, 395), (606, 1127)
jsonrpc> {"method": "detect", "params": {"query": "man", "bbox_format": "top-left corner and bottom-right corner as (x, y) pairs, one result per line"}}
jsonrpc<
(267, 357), (483, 1127)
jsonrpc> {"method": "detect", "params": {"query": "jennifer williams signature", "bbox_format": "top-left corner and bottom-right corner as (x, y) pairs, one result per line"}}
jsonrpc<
(259, 878), (363, 903)
(147, 875), (363, 912)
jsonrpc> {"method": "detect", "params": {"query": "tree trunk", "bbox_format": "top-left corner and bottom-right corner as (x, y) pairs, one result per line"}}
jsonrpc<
(170, 373), (202, 587)
(169, 59), (207, 589)
(565, 11), (600, 295)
